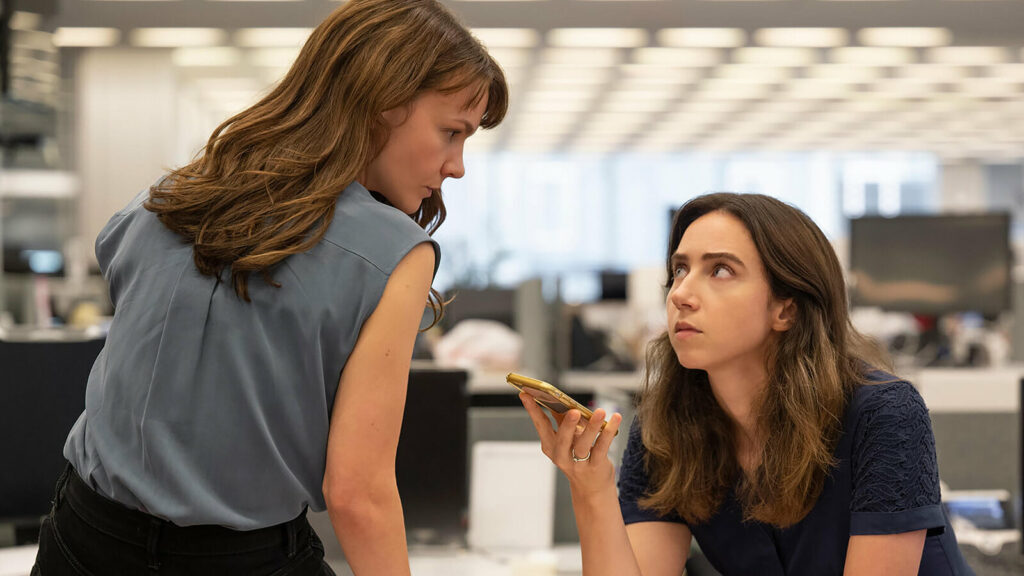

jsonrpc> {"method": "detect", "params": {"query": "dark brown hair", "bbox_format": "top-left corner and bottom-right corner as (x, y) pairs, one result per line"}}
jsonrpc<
(145, 0), (508, 324)
(638, 193), (891, 527)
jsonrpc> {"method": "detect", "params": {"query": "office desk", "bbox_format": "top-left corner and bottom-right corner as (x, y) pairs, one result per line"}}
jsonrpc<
(0, 544), (585, 576)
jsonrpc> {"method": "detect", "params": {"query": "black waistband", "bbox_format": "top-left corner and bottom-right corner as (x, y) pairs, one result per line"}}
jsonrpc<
(60, 463), (310, 555)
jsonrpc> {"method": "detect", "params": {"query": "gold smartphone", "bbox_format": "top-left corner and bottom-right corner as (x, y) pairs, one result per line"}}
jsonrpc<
(506, 372), (613, 433)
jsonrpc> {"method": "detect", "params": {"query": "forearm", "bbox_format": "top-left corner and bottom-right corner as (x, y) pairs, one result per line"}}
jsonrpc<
(327, 482), (411, 576)
(571, 484), (644, 576)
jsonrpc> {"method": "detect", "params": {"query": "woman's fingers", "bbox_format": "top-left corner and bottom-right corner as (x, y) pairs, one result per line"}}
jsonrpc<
(553, 409), (581, 464)
(519, 393), (556, 446)
(591, 412), (623, 458)
(571, 409), (606, 459)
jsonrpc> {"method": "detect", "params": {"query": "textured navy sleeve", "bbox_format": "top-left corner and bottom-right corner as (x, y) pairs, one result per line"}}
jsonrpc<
(618, 417), (686, 526)
(849, 381), (945, 536)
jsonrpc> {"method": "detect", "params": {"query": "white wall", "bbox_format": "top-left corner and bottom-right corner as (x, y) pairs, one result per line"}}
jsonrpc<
(75, 48), (177, 262)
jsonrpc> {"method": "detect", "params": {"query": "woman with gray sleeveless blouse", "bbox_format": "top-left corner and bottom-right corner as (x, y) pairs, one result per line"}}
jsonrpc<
(32, 1), (508, 574)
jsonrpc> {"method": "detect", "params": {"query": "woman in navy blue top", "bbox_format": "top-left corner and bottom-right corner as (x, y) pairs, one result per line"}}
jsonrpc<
(521, 193), (973, 575)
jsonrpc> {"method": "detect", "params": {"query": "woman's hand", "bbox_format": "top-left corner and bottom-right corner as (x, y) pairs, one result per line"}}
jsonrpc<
(519, 392), (623, 500)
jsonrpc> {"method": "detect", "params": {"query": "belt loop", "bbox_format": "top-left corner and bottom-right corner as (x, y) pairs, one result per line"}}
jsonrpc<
(146, 518), (162, 572)
(285, 518), (298, 558)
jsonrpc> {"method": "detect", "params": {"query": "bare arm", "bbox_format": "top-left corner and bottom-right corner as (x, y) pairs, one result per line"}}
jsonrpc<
(844, 531), (927, 576)
(322, 242), (435, 576)
(520, 396), (691, 576)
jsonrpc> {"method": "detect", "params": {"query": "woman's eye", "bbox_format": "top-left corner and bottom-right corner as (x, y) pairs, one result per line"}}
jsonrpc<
(672, 266), (687, 279)
(712, 264), (733, 278)
(446, 130), (459, 141)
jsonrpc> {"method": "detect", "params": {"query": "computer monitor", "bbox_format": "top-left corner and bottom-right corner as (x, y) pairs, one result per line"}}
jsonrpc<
(441, 287), (516, 330)
(396, 367), (469, 546)
(849, 214), (1012, 316)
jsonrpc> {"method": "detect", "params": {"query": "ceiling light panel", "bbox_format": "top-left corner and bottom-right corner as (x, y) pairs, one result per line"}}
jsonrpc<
(541, 48), (622, 67)
(249, 47), (301, 67)
(858, 27), (951, 47)
(234, 28), (312, 47)
(896, 64), (968, 81)
(754, 28), (849, 48)
(130, 28), (227, 48)
(53, 27), (121, 47)
(484, 47), (533, 69)
(472, 28), (540, 48)
(548, 28), (648, 48)
(172, 47), (242, 67)
(928, 47), (1010, 65)
(732, 47), (818, 66)
(633, 47), (722, 67)
(657, 28), (745, 48)
(829, 47), (915, 65)
(712, 64), (792, 82)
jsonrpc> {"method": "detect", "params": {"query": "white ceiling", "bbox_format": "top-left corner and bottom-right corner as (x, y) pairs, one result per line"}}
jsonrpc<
(23, 0), (1024, 158)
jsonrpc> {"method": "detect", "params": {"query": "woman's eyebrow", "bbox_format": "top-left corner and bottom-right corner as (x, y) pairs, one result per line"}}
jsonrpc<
(671, 251), (746, 268)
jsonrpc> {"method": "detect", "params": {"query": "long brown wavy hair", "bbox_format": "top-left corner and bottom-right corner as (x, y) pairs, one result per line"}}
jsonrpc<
(638, 193), (892, 527)
(145, 0), (508, 323)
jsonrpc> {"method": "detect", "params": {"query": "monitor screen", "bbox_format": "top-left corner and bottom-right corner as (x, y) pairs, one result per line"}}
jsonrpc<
(396, 368), (469, 546)
(849, 214), (1011, 316)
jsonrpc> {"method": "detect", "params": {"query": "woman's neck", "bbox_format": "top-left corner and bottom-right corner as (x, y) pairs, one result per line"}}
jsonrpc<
(706, 364), (767, 453)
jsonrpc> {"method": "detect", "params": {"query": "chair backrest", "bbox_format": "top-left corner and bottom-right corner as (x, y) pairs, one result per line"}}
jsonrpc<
(0, 336), (104, 521)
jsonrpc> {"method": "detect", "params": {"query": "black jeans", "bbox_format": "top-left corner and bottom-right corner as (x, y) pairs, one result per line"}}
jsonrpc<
(32, 464), (336, 576)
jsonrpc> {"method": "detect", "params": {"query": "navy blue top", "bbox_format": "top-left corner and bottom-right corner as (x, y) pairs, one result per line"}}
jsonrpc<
(618, 373), (974, 575)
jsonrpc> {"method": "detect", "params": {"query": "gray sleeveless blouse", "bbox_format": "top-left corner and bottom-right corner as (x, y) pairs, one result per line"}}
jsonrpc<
(64, 181), (439, 529)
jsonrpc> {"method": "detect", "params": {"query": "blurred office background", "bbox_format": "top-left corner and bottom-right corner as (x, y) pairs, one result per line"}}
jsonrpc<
(2, 0), (1024, 574)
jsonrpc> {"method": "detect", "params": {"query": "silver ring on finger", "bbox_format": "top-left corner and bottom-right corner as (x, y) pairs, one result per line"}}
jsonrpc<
(571, 447), (592, 462)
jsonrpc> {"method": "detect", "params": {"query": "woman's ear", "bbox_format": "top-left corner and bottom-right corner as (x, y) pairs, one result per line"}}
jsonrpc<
(771, 298), (796, 332)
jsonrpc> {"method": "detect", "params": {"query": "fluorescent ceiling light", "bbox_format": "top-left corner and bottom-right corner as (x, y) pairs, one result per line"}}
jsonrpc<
(858, 27), (951, 47)
(633, 47), (721, 67)
(540, 48), (621, 67)
(605, 88), (679, 101)
(234, 28), (312, 48)
(732, 47), (818, 66)
(678, 100), (744, 113)
(53, 27), (121, 48)
(173, 47), (242, 67)
(784, 81), (852, 99)
(804, 64), (882, 82)
(131, 28), (226, 48)
(928, 47), (1008, 65)
(521, 99), (593, 113)
(533, 66), (611, 83)
(897, 64), (967, 81)
(619, 66), (702, 82)
(956, 79), (1020, 96)
(472, 28), (539, 48)
(712, 65), (792, 82)
(485, 48), (532, 69)
(754, 28), (849, 48)
(657, 28), (745, 48)
(589, 112), (653, 126)
(548, 28), (648, 48)
(249, 47), (301, 67)
(602, 99), (672, 112)
(988, 64), (1024, 81)
(829, 47), (915, 65)
(692, 85), (768, 99)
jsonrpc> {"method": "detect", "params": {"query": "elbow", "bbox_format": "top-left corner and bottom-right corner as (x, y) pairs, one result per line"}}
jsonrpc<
(323, 472), (399, 521)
